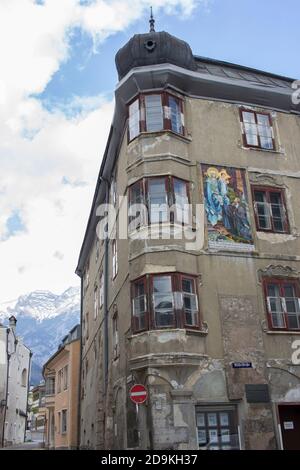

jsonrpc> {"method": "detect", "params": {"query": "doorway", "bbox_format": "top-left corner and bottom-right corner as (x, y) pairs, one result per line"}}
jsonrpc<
(278, 404), (300, 450)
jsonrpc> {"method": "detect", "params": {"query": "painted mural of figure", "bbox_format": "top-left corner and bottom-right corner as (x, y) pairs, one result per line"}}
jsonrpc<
(204, 167), (222, 226)
(232, 197), (252, 241)
(218, 169), (233, 231)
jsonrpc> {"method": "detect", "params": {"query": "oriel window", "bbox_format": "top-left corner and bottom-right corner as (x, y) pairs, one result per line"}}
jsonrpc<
(131, 273), (200, 333)
(128, 92), (185, 141)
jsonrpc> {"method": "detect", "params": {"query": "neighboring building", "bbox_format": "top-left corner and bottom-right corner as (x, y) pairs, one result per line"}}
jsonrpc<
(76, 18), (300, 450)
(43, 325), (80, 449)
(28, 382), (46, 436)
(0, 316), (31, 447)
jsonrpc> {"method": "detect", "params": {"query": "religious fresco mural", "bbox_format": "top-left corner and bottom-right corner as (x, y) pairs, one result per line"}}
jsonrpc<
(202, 165), (254, 251)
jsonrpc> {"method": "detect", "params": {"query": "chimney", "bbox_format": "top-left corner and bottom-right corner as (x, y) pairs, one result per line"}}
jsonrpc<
(8, 315), (17, 333)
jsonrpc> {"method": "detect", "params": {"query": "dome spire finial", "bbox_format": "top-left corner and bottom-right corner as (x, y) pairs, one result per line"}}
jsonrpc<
(149, 6), (155, 32)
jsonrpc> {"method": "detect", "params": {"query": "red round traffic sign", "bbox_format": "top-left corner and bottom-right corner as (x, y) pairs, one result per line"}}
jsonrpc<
(129, 384), (148, 404)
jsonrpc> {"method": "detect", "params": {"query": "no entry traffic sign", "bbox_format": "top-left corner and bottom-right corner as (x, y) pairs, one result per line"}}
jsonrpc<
(129, 384), (148, 404)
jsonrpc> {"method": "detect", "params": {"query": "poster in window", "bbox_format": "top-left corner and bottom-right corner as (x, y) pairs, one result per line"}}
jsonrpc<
(202, 165), (254, 252)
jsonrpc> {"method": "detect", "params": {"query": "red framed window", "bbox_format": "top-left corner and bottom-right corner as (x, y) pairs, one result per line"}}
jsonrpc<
(131, 277), (148, 332)
(240, 109), (275, 150)
(128, 92), (185, 141)
(252, 186), (289, 233)
(152, 275), (176, 328)
(128, 176), (190, 229)
(128, 179), (147, 229)
(131, 273), (200, 333)
(181, 275), (199, 328)
(263, 278), (300, 330)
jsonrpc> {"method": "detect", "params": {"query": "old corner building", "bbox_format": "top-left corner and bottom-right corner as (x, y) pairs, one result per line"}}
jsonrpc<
(76, 21), (300, 450)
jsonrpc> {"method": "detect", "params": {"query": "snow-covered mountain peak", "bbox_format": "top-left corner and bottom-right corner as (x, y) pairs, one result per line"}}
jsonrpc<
(0, 287), (80, 384)
(0, 286), (80, 322)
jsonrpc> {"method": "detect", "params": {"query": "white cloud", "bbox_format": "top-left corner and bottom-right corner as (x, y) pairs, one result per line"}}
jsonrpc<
(0, 0), (206, 302)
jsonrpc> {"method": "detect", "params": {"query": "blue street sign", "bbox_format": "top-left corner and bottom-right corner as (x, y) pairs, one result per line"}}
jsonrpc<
(232, 362), (252, 369)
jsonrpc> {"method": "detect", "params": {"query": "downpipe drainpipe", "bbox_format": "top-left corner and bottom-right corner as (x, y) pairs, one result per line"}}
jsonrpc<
(77, 276), (83, 449)
(101, 176), (110, 394)
(100, 176), (110, 448)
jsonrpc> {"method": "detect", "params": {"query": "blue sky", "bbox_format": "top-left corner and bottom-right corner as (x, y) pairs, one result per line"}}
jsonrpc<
(0, 0), (299, 303)
(41, 0), (300, 108)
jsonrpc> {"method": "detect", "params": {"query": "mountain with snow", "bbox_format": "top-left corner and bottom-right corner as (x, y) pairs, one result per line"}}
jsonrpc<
(0, 287), (80, 385)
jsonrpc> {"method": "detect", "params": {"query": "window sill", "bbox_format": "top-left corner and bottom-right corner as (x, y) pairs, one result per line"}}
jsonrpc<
(256, 230), (290, 235)
(128, 327), (207, 339)
(186, 328), (208, 336)
(266, 330), (300, 335)
(129, 222), (193, 239)
(241, 145), (284, 155)
(129, 130), (192, 145)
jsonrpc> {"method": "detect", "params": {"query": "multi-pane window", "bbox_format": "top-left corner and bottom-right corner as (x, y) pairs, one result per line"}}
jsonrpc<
(252, 187), (288, 233)
(63, 365), (68, 391)
(182, 277), (199, 327)
(128, 176), (190, 229)
(173, 177), (190, 224)
(132, 278), (147, 332)
(112, 240), (118, 279)
(264, 278), (300, 330)
(196, 406), (239, 450)
(240, 109), (274, 150)
(152, 275), (175, 328)
(45, 377), (55, 396)
(57, 370), (62, 393)
(145, 94), (164, 132)
(128, 92), (184, 141)
(128, 179), (147, 229)
(61, 409), (67, 434)
(169, 95), (183, 134)
(131, 274), (200, 333)
(148, 178), (169, 223)
(129, 99), (140, 141)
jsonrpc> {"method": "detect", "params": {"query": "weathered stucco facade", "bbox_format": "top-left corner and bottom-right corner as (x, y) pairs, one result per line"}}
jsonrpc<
(0, 317), (31, 447)
(77, 27), (300, 450)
